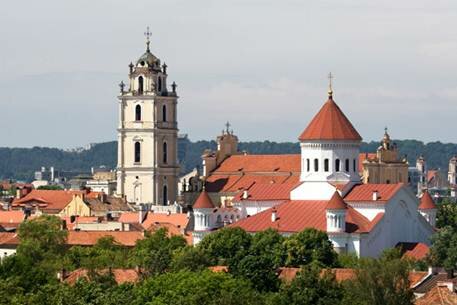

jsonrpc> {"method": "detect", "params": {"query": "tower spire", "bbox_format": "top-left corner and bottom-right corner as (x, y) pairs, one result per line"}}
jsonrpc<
(327, 72), (334, 98)
(144, 26), (152, 52)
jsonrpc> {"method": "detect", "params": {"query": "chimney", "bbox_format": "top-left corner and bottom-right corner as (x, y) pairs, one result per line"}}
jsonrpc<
(166, 210), (171, 216)
(57, 268), (67, 282)
(15, 188), (21, 199)
(138, 204), (146, 224)
(271, 207), (277, 222)
(372, 190), (379, 201)
(242, 190), (248, 200)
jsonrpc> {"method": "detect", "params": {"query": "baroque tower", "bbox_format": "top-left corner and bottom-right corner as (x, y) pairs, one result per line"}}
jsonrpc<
(116, 28), (179, 205)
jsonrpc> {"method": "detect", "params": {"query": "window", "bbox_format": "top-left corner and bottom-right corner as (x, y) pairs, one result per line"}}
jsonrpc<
(163, 142), (168, 164)
(314, 158), (319, 172)
(158, 77), (162, 92)
(335, 159), (340, 172)
(163, 185), (168, 205)
(135, 105), (141, 121)
(324, 159), (329, 172)
(162, 105), (167, 122)
(134, 142), (141, 163)
(345, 159), (350, 172)
(353, 159), (356, 172)
(138, 76), (144, 94)
(306, 159), (310, 172)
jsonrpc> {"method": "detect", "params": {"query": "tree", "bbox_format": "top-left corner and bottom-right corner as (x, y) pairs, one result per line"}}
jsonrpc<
(170, 246), (210, 272)
(429, 226), (457, 271)
(131, 228), (186, 275)
(342, 255), (414, 305)
(268, 266), (343, 305)
(436, 201), (457, 229)
(0, 215), (68, 291)
(283, 228), (337, 267)
(198, 227), (252, 266)
(133, 270), (263, 305)
(37, 185), (64, 190)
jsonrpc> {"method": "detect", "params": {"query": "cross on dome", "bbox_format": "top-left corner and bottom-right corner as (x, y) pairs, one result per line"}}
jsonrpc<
(144, 26), (152, 52)
(328, 72), (334, 97)
(225, 121), (231, 133)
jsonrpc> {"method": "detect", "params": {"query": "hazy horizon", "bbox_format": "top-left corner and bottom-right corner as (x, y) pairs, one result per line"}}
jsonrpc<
(2, 0), (457, 148)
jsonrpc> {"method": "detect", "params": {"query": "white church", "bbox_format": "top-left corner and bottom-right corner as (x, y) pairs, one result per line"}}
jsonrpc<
(191, 87), (436, 257)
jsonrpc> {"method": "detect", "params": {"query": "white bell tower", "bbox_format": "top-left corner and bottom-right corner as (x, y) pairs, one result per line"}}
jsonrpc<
(116, 28), (180, 205)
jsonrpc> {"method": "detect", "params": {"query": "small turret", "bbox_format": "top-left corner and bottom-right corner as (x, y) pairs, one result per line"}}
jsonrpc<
(418, 191), (437, 227)
(193, 189), (215, 231)
(325, 191), (347, 233)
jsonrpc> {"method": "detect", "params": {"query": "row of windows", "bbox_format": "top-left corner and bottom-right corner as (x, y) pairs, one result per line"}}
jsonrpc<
(134, 142), (168, 164)
(135, 105), (167, 122)
(137, 76), (164, 94)
(305, 158), (357, 173)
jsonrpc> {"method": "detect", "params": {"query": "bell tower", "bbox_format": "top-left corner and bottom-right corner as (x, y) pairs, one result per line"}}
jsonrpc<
(116, 28), (180, 205)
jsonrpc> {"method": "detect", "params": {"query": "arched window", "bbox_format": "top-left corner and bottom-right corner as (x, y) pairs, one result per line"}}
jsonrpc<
(158, 77), (162, 92)
(306, 159), (310, 172)
(353, 159), (356, 172)
(335, 159), (340, 172)
(314, 159), (319, 172)
(163, 142), (168, 164)
(324, 159), (329, 172)
(162, 105), (167, 122)
(138, 76), (144, 94)
(345, 159), (350, 172)
(135, 105), (141, 121)
(163, 185), (168, 205)
(134, 142), (141, 163)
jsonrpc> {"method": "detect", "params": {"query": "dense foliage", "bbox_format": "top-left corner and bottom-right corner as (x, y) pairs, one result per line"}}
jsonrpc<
(0, 217), (418, 304)
(0, 138), (454, 181)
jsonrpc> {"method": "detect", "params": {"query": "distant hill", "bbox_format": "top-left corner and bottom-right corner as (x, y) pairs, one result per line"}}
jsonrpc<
(0, 138), (455, 181)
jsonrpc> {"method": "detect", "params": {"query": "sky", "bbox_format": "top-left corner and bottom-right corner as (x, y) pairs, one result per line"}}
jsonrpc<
(1, 0), (457, 148)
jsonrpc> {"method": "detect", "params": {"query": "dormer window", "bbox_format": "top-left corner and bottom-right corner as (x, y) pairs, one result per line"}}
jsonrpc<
(140, 61), (145, 66)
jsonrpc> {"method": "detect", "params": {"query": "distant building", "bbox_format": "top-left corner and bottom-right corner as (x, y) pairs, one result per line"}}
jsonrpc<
(360, 128), (409, 184)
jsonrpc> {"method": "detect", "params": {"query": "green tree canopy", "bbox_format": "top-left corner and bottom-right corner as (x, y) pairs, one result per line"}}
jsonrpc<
(283, 228), (337, 267)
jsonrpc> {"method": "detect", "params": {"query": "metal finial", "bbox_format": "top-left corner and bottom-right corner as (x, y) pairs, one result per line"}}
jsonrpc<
(171, 81), (177, 93)
(119, 81), (125, 93)
(327, 72), (334, 97)
(225, 121), (231, 134)
(144, 26), (152, 52)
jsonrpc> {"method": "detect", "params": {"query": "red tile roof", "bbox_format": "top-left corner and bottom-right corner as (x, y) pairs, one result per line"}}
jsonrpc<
(64, 268), (140, 285)
(0, 232), (19, 245)
(141, 212), (190, 231)
(419, 192), (437, 210)
(231, 200), (373, 234)
(398, 242), (430, 261)
(233, 183), (296, 202)
(66, 231), (143, 247)
(298, 96), (362, 141)
(344, 183), (404, 203)
(213, 154), (301, 173)
(415, 285), (457, 305)
(0, 211), (25, 224)
(194, 191), (215, 209)
(326, 192), (347, 210)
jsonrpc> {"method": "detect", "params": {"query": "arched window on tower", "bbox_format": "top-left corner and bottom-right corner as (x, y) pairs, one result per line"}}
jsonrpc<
(306, 159), (310, 172)
(158, 77), (162, 92)
(314, 159), (319, 172)
(135, 105), (141, 121)
(353, 159), (356, 172)
(138, 76), (144, 94)
(162, 105), (167, 122)
(324, 159), (329, 172)
(163, 185), (168, 205)
(163, 142), (168, 164)
(335, 159), (340, 172)
(345, 159), (350, 172)
(134, 142), (141, 163)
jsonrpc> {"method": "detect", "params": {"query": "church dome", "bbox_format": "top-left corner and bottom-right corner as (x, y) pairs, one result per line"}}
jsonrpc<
(298, 94), (362, 142)
(136, 50), (160, 67)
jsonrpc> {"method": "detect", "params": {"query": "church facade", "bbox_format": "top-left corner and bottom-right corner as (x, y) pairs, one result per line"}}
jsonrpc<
(191, 87), (436, 257)
(116, 32), (179, 205)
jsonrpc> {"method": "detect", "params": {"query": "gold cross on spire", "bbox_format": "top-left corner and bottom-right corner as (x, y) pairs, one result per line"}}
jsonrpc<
(328, 72), (334, 97)
(144, 26), (152, 52)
